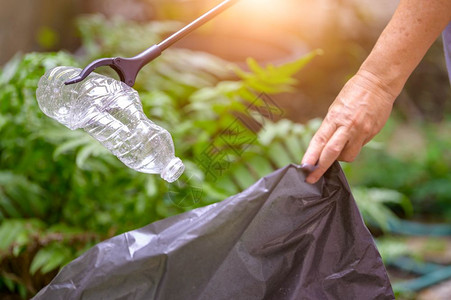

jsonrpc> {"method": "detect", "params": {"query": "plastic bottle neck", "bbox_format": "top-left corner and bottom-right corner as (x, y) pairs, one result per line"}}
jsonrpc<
(161, 157), (185, 182)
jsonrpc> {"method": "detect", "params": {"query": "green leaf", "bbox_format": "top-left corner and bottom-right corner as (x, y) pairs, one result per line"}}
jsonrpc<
(0, 53), (22, 84)
(272, 49), (323, 78)
(2, 277), (16, 292)
(233, 49), (323, 94)
(18, 284), (28, 299)
(0, 172), (47, 218)
(30, 243), (72, 275)
(353, 187), (412, 231)
(246, 58), (266, 76)
(76, 141), (109, 169)
(53, 132), (93, 159)
(0, 219), (44, 252)
(215, 174), (240, 195)
(0, 220), (25, 250)
(0, 194), (22, 218)
(246, 156), (274, 179)
(267, 142), (293, 168)
(231, 164), (257, 191)
(285, 135), (305, 160)
(375, 236), (410, 263)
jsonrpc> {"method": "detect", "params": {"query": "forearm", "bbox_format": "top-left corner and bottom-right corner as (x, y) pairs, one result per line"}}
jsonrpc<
(359, 0), (451, 99)
(301, 0), (451, 183)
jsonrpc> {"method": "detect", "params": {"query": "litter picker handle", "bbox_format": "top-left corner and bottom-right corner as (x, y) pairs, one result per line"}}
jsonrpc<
(65, 0), (241, 87)
(157, 0), (241, 51)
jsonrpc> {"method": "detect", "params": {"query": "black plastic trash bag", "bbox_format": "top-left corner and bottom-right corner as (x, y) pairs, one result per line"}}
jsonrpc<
(34, 163), (394, 300)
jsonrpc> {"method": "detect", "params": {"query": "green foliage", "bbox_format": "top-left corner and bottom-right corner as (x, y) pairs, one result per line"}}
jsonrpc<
(0, 15), (325, 296)
(0, 218), (98, 297)
(76, 15), (182, 59)
(30, 243), (72, 275)
(352, 187), (413, 232)
(0, 172), (47, 219)
(375, 236), (411, 264)
(343, 118), (451, 220)
(0, 219), (45, 254)
(0, 14), (423, 298)
(233, 49), (324, 93)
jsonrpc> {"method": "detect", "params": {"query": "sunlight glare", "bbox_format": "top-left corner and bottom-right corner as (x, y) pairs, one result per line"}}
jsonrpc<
(237, 0), (280, 16)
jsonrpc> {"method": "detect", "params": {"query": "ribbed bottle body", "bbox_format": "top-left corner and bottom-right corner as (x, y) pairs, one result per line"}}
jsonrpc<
(36, 66), (184, 182)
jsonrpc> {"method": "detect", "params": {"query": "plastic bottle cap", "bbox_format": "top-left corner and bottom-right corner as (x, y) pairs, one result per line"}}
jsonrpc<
(161, 157), (185, 183)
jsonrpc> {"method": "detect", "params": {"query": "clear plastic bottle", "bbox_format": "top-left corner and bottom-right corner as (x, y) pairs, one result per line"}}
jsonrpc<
(36, 66), (184, 183)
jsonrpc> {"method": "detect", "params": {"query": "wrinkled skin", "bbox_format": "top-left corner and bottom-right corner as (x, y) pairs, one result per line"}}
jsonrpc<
(302, 71), (395, 183)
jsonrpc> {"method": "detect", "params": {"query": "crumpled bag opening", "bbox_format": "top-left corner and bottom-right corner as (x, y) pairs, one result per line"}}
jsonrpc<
(34, 163), (394, 300)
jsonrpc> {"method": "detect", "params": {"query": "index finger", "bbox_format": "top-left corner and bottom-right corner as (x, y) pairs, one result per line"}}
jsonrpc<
(305, 126), (349, 183)
(301, 120), (336, 167)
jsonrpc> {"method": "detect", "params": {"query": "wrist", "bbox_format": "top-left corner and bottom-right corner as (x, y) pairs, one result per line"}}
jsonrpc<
(353, 68), (400, 104)
(359, 57), (408, 99)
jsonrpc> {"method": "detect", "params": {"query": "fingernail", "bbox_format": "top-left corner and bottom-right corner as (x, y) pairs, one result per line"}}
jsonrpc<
(300, 163), (318, 174)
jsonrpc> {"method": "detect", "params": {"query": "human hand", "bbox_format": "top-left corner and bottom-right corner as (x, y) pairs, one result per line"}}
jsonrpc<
(301, 70), (397, 183)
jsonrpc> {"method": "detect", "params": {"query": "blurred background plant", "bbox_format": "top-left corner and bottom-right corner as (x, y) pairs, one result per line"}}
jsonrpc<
(0, 0), (450, 299)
